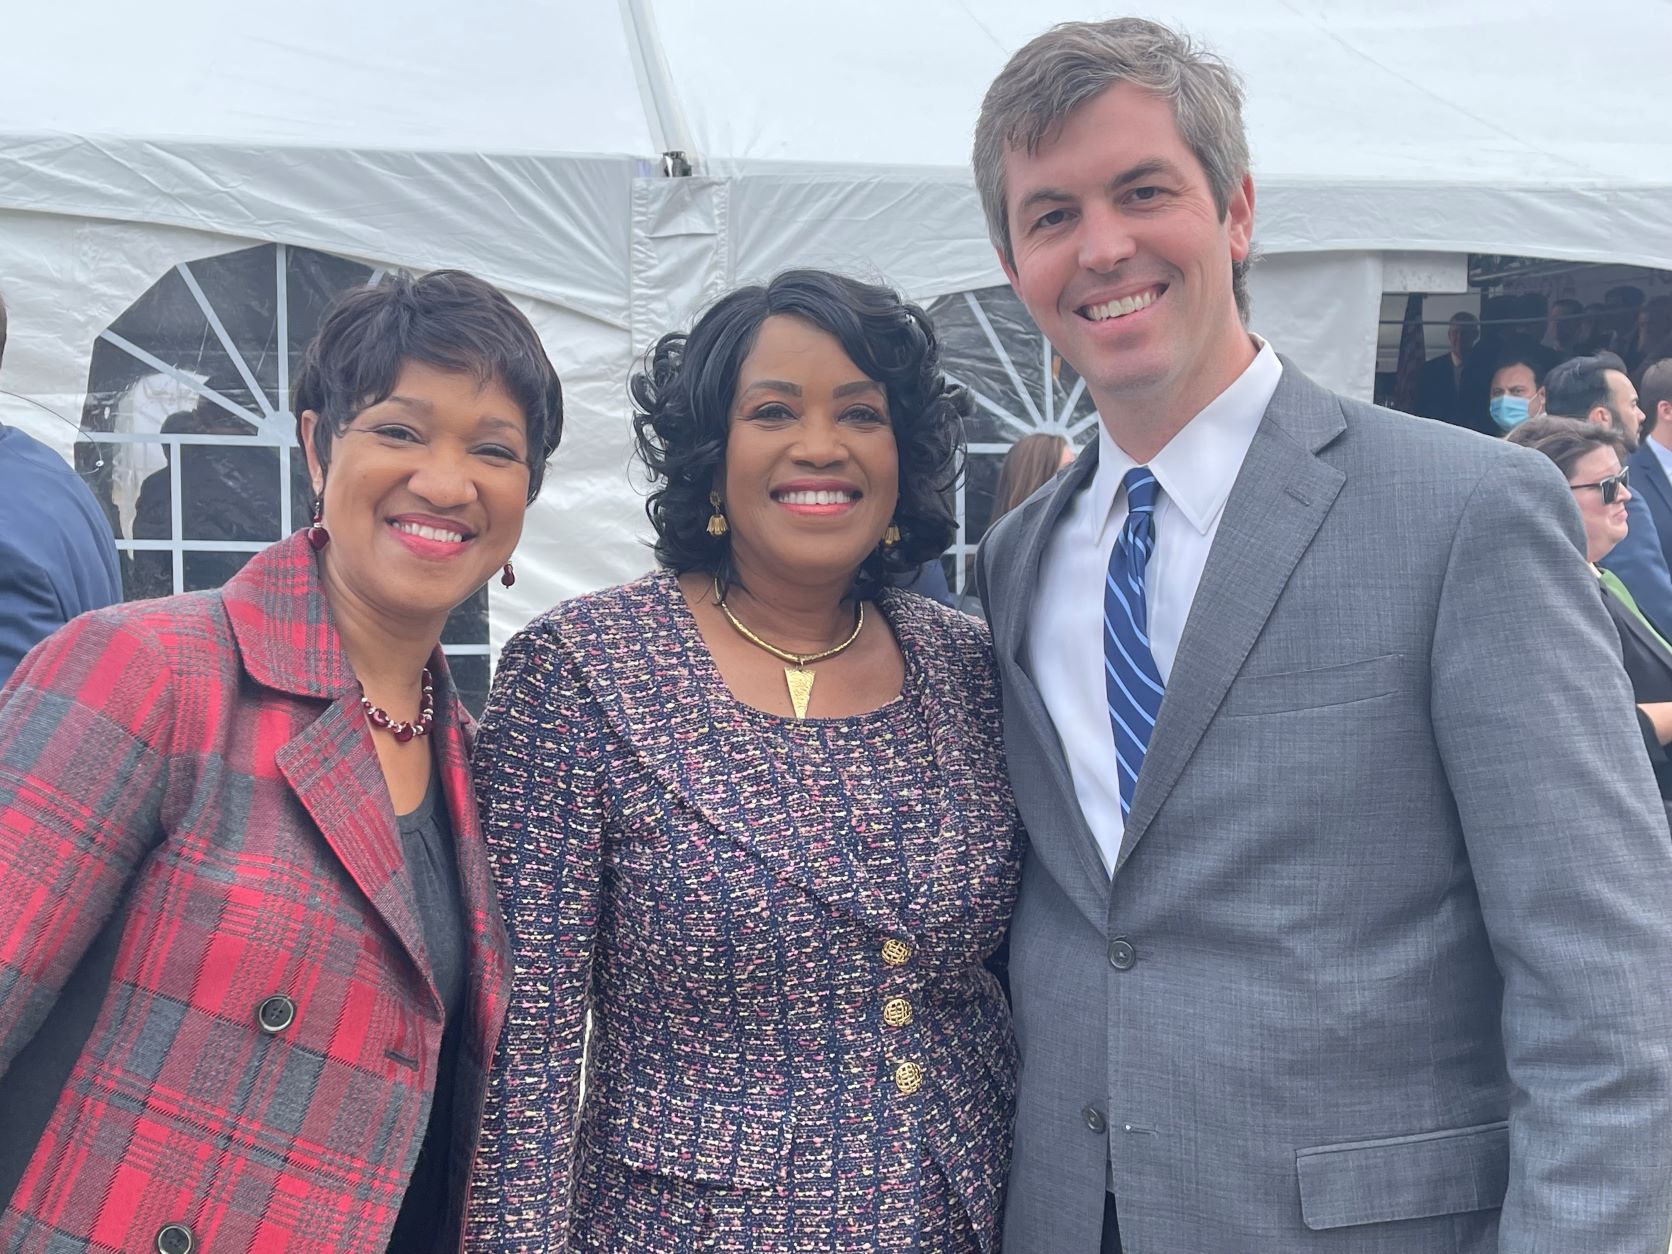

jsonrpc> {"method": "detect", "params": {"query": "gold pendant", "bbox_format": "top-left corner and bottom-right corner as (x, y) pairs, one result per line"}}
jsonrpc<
(784, 666), (815, 720)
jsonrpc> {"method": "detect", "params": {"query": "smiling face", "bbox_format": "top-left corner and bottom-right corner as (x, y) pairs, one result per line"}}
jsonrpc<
(303, 359), (531, 634)
(1567, 444), (1630, 563)
(719, 315), (899, 592)
(999, 81), (1254, 427)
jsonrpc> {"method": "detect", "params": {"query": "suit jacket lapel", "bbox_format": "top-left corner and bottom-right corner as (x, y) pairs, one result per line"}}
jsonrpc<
(985, 450), (1114, 926)
(1115, 363), (1348, 875)
(1604, 575), (1672, 665)
(989, 448), (1094, 672)
(1633, 443), (1672, 531)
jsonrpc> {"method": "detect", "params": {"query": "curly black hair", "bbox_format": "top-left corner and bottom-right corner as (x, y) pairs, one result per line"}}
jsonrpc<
(631, 269), (968, 601)
(293, 269), (563, 503)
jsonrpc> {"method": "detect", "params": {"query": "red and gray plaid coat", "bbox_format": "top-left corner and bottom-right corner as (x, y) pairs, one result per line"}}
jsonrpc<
(0, 531), (511, 1252)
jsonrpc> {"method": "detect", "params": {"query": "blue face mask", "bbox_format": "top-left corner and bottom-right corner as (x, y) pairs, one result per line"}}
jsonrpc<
(1490, 395), (1531, 431)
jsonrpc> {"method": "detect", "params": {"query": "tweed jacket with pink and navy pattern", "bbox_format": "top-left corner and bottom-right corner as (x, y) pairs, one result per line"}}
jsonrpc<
(465, 571), (1023, 1252)
(0, 531), (511, 1252)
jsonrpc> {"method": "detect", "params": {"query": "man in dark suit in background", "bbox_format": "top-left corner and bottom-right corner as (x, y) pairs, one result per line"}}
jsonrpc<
(1412, 310), (1478, 427)
(1626, 358), (1672, 580)
(1545, 297), (1587, 356)
(0, 287), (122, 686)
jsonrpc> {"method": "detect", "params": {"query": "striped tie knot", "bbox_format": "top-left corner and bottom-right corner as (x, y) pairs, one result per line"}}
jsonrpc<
(1123, 467), (1160, 517)
(1121, 467), (1159, 552)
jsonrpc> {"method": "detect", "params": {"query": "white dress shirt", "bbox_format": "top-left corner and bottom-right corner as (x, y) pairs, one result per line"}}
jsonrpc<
(1024, 340), (1283, 876)
(1648, 432), (1672, 483)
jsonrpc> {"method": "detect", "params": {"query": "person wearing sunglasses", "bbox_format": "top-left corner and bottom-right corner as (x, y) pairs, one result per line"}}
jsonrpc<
(1509, 415), (1672, 816)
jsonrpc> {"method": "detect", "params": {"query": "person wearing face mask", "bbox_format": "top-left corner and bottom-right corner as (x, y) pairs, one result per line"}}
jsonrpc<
(1509, 414), (1672, 821)
(1486, 342), (1548, 433)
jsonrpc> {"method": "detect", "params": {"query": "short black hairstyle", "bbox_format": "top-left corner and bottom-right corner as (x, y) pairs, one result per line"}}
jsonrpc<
(1544, 354), (1625, 421)
(293, 269), (563, 502)
(1490, 336), (1550, 388)
(631, 269), (968, 601)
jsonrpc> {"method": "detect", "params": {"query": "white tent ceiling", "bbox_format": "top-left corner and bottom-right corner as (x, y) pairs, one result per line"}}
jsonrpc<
(6, 0), (1669, 280)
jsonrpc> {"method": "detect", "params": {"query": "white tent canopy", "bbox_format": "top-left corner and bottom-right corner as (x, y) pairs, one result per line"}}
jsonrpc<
(4, 0), (1669, 650)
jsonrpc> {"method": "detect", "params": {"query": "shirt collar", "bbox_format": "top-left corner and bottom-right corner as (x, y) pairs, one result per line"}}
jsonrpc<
(1648, 434), (1672, 480)
(1088, 336), (1283, 543)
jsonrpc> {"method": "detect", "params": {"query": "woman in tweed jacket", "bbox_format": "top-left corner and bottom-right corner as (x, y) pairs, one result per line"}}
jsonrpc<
(0, 272), (562, 1253)
(468, 271), (1023, 1252)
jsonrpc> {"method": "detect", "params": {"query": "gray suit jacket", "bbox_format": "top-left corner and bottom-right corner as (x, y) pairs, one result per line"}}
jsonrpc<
(979, 363), (1672, 1253)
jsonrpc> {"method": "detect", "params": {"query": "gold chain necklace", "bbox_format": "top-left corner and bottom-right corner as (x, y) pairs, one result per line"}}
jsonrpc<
(711, 576), (864, 720)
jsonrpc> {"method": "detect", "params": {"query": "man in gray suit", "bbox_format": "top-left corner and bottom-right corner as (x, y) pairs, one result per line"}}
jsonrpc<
(972, 19), (1672, 1253)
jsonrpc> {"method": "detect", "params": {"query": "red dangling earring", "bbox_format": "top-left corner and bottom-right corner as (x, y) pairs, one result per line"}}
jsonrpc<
(306, 495), (330, 551)
(500, 561), (516, 588)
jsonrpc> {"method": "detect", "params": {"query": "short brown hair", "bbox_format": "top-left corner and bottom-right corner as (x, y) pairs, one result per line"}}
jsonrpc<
(992, 432), (1069, 521)
(973, 18), (1252, 319)
(1505, 414), (1627, 479)
(1640, 359), (1672, 431)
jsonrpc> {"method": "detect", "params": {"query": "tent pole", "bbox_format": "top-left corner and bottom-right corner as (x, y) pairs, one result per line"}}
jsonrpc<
(619, 0), (696, 167)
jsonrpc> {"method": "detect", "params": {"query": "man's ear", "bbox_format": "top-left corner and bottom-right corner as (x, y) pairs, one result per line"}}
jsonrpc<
(997, 242), (1020, 292)
(1532, 388), (1546, 419)
(1226, 172), (1256, 261)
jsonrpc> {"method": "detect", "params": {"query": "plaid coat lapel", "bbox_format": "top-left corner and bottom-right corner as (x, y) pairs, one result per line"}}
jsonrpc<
(224, 533), (432, 1000)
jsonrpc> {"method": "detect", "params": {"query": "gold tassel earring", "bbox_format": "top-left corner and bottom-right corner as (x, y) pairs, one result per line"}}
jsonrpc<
(882, 524), (901, 547)
(707, 492), (729, 537)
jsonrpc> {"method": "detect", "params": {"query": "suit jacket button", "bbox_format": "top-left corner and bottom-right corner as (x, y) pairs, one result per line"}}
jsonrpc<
(1082, 1105), (1108, 1134)
(156, 1224), (195, 1254)
(881, 938), (912, 967)
(894, 1060), (924, 1094)
(1107, 938), (1137, 970)
(256, 994), (297, 1034)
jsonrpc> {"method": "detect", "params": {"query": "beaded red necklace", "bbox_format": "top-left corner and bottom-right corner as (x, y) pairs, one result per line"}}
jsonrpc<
(361, 668), (435, 742)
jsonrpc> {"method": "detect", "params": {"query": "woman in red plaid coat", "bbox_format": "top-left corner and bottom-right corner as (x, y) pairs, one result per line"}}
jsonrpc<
(0, 271), (562, 1254)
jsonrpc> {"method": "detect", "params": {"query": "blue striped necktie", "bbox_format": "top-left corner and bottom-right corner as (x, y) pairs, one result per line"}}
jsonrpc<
(1105, 466), (1165, 820)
